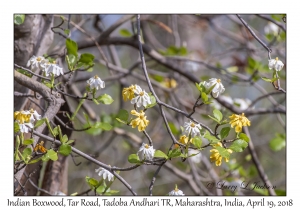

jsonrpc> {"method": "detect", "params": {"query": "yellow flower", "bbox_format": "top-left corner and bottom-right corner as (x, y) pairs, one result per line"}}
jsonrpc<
(210, 142), (233, 166)
(130, 110), (149, 132)
(14, 111), (31, 124)
(229, 113), (251, 133)
(178, 135), (190, 145)
(122, 85), (136, 101)
(161, 78), (177, 89)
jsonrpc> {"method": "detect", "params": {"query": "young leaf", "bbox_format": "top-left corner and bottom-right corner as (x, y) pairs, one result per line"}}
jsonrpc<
(168, 148), (182, 158)
(229, 140), (248, 152)
(203, 131), (219, 143)
(23, 139), (34, 146)
(168, 122), (179, 135)
(28, 157), (42, 164)
(119, 29), (132, 37)
(66, 140), (75, 145)
(34, 119), (45, 128)
(206, 83), (217, 95)
(215, 146), (231, 159)
(154, 150), (168, 159)
(269, 133), (286, 151)
(195, 83), (202, 93)
(96, 186), (106, 194)
(261, 77), (273, 82)
(128, 154), (140, 164)
(64, 29), (70, 36)
(52, 126), (59, 137)
(22, 148), (32, 161)
(47, 149), (58, 161)
(98, 123), (112, 131)
(14, 122), (20, 133)
(61, 134), (68, 143)
(78, 53), (95, 66)
(213, 109), (223, 122)
(208, 115), (219, 123)
(145, 95), (157, 108)
(97, 94), (114, 105)
(201, 92), (208, 102)
(116, 109), (129, 122)
(239, 133), (250, 143)
(66, 38), (78, 58)
(192, 136), (202, 149)
(58, 144), (72, 156)
(87, 177), (99, 188)
(220, 127), (230, 139)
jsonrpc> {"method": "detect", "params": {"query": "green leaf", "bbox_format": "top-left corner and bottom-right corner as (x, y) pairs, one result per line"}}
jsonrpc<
(145, 95), (157, 108)
(66, 38), (78, 58)
(206, 83), (217, 95)
(239, 133), (250, 143)
(23, 139), (34, 146)
(229, 140), (248, 152)
(22, 148), (32, 160)
(61, 134), (68, 143)
(201, 92), (208, 102)
(215, 146), (231, 159)
(195, 83), (202, 93)
(78, 53), (95, 66)
(116, 109), (129, 122)
(168, 148), (182, 158)
(168, 122), (179, 135)
(58, 144), (72, 156)
(128, 154), (140, 164)
(213, 109), (223, 122)
(14, 122), (20, 133)
(87, 177), (99, 188)
(269, 133), (286, 151)
(203, 131), (219, 143)
(14, 14), (25, 25)
(84, 124), (102, 136)
(66, 140), (75, 145)
(34, 119), (45, 128)
(46, 149), (58, 161)
(220, 127), (230, 139)
(64, 29), (70, 36)
(98, 122), (112, 131)
(208, 115), (219, 123)
(96, 185), (106, 194)
(192, 136), (202, 149)
(52, 126), (59, 137)
(97, 94), (114, 105)
(154, 150), (168, 159)
(119, 29), (132, 37)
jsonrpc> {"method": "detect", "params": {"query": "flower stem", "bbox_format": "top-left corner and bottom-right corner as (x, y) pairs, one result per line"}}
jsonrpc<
(71, 93), (87, 121)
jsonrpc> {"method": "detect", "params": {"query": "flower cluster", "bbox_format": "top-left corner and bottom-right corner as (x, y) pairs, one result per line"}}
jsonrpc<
(268, 57), (284, 71)
(184, 121), (201, 137)
(203, 78), (225, 98)
(122, 85), (151, 108)
(229, 113), (251, 133)
(210, 142), (233, 166)
(87, 75), (105, 90)
(27, 55), (64, 76)
(130, 110), (150, 132)
(137, 143), (155, 161)
(14, 109), (41, 133)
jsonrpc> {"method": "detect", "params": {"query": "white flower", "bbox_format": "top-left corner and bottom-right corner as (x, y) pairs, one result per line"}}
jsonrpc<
(131, 85), (151, 107)
(268, 57), (284, 71)
(184, 121), (201, 137)
(26, 55), (46, 71)
(169, 185), (184, 196)
(43, 61), (64, 76)
(233, 98), (251, 110)
(87, 75), (105, 90)
(264, 22), (279, 35)
(19, 122), (33, 133)
(188, 150), (202, 164)
(95, 167), (114, 182)
(203, 78), (225, 98)
(28, 109), (41, 123)
(137, 143), (155, 161)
